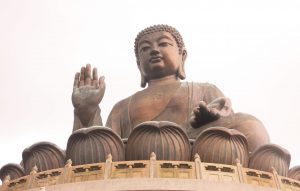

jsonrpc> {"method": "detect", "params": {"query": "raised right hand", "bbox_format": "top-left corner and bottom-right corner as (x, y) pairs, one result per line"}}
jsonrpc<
(72, 64), (105, 125)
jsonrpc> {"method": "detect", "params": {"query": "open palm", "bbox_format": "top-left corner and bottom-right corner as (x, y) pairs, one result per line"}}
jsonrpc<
(72, 64), (105, 112)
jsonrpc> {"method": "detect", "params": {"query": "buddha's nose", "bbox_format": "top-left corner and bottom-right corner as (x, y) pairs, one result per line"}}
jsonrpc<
(150, 49), (160, 56)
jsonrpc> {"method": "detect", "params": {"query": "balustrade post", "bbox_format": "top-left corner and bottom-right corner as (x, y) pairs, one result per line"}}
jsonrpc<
(235, 158), (246, 183)
(59, 159), (73, 184)
(272, 167), (282, 189)
(26, 166), (38, 189)
(149, 152), (157, 178)
(0, 175), (10, 191)
(104, 154), (112, 179)
(194, 153), (203, 179)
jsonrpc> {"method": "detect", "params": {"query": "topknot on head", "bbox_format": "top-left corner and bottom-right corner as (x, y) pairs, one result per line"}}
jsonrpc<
(134, 24), (185, 64)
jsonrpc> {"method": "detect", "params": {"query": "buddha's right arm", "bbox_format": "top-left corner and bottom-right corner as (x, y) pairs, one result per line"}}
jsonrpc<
(72, 64), (106, 132)
(72, 106), (103, 132)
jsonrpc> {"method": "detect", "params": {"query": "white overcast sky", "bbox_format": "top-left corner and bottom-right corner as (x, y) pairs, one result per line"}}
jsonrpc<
(0, 0), (299, 170)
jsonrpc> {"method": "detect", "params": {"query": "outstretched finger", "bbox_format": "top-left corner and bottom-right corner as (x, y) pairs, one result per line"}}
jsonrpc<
(210, 108), (220, 118)
(85, 64), (92, 85)
(198, 101), (206, 107)
(79, 66), (85, 87)
(193, 107), (199, 114)
(73, 72), (80, 88)
(98, 76), (105, 89)
(92, 67), (98, 87)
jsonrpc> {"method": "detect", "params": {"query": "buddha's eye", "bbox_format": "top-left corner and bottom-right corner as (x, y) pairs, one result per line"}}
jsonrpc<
(140, 46), (150, 53)
(159, 42), (172, 47)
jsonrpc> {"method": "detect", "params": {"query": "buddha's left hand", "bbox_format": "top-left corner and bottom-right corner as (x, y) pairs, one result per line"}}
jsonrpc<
(190, 97), (232, 128)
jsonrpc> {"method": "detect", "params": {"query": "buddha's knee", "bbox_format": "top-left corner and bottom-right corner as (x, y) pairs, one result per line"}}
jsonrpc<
(229, 113), (270, 153)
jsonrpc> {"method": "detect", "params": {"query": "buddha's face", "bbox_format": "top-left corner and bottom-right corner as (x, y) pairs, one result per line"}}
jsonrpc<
(137, 31), (186, 81)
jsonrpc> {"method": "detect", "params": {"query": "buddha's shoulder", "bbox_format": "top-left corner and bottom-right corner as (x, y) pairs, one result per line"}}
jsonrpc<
(110, 96), (131, 112)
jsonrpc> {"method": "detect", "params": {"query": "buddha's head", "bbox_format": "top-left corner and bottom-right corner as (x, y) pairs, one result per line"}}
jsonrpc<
(134, 25), (187, 87)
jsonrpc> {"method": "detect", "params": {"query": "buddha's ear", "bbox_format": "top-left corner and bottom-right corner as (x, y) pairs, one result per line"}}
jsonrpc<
(138, 64), (147, 88)
(177, 49), (187, 80)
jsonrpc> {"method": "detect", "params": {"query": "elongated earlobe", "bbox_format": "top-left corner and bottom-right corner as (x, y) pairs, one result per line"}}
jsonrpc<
(138, 65), (148, 88)
(177, 65), (186, 80)
(140, 74), (147, 88)
(177, 49), (187, 80)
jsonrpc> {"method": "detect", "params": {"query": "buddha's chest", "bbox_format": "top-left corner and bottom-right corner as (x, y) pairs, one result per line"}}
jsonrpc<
(129, 84), (190, 127)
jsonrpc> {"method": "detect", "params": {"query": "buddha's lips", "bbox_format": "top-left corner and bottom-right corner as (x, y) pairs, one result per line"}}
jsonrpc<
(149, 56), (163, 63)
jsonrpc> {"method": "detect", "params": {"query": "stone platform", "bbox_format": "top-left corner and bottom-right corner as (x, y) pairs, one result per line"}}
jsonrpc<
(1, 156), (299, 191)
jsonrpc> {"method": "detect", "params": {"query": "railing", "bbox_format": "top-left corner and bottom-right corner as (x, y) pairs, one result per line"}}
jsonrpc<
(1, 153), (299, 191)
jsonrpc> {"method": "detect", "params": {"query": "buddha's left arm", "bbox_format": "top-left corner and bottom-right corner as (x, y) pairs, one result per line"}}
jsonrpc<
(203, 84), (233, 115)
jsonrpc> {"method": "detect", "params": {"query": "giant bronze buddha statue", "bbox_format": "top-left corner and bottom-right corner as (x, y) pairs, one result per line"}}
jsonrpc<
(71, 24), (269, 153)
(2, 25), (298, 191)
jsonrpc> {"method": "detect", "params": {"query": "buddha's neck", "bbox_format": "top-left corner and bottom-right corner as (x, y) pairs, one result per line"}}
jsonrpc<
(148, 75), (180, 87)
